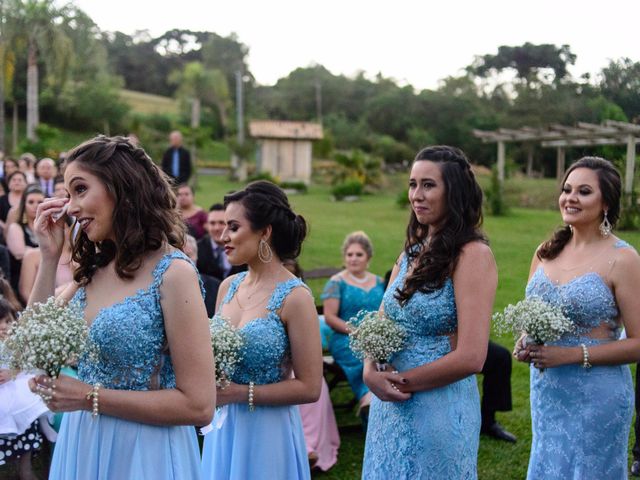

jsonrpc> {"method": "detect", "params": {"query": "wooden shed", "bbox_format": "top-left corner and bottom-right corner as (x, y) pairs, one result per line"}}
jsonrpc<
(249, 120), (323, 184)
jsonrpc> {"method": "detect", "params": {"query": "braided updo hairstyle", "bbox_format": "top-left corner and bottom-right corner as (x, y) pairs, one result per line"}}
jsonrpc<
(537, 156), (621, 260)
(395, 145), (487, 305)
(224, 181), (307, 260)
(65, 135), (185, 285)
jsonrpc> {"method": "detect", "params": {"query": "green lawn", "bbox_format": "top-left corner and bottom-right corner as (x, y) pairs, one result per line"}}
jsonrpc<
(193, 175), (640, 480)
(6, 173), (638, 479)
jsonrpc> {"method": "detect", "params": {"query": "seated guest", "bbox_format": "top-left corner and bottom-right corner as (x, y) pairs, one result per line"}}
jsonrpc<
(184, 234), (219, 318)
(5, 185), (43, 292)
(283, 258), (340, 472)
(322, 231), (384, 430)
(35, 157), (57, 197)
(18, 153), (37, 183)
(0, 171), (28, 232)
(197, 203), (245, 280)
(480, 341), (517, 442)
(177, 184), (207, 239)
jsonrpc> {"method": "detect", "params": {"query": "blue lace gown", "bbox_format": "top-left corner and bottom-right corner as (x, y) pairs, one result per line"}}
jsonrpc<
(525, 240), (634, 480)
(49, 251), (204, 480)
(201, 272), (310, 480)
(362, 254), (480, 479)
(321, 276), (385, 400)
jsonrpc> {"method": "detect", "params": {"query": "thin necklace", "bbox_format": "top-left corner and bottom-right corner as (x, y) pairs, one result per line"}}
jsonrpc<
(348, 272), (369, 284)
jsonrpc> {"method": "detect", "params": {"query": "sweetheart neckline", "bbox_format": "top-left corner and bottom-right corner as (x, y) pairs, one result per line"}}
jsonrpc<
(536, 267), (614, 298)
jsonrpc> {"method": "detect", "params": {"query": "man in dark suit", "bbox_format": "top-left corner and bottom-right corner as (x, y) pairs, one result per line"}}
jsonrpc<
(36, 157), (58, 197)
(480, 341), (517, 443)
(161, 131), (192, 185)
(184, 234), (219, 318)
(197, 203), (246, 281)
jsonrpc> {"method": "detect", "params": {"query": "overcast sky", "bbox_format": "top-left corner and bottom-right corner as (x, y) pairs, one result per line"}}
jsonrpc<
(74, 0), (639, 90)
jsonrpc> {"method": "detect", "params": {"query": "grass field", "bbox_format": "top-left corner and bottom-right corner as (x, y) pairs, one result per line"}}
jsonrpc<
(3, 172), (638, 479)
(192, 174), (640, 480)
(119, 89), (179, 116)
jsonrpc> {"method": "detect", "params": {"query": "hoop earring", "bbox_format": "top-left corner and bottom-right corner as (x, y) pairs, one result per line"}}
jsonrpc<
(258, 239), (273, 263)
(599, 210), (612, 237)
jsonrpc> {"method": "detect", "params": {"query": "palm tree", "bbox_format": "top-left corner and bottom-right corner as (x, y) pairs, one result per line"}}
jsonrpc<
(170, 61), (231, 132)
(17, 0), (72, 141)
(0, 0), (21, 152)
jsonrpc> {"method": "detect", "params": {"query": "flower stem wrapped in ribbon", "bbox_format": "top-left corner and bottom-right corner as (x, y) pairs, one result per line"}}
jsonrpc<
(4, 296), (87, 378)
(348, 310), (407, 372)
(209, 314), (244, 388)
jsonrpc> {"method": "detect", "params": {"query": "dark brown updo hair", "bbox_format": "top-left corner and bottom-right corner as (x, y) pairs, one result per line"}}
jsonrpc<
(537, 156), (621, 260)
(223, 180), (307, 260)
(395, 145), (487, 305)
(65, 135), (185, 285)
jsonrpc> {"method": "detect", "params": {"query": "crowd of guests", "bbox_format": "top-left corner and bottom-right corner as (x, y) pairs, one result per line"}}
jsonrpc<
(2, 133), (640, 480)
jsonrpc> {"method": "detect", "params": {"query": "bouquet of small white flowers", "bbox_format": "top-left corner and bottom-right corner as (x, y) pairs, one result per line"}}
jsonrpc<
(348, 310), (407, 372)
(4, 297), (87, 378)
(493, 297), (574, 364)
(209, 315), (244, 388)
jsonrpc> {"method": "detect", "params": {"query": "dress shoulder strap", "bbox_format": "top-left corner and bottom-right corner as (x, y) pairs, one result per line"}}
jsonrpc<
(220, 271), (248, 308)
(266, 277), (309, 313)
(150, 250), (204, 298)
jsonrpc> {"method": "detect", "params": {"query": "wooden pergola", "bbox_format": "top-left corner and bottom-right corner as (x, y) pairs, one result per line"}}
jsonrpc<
(473, 120), (640, 194)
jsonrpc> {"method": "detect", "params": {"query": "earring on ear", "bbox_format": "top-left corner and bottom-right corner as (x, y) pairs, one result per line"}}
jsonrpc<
(599, 210), (612, 237)
(258, 239), (273, 263)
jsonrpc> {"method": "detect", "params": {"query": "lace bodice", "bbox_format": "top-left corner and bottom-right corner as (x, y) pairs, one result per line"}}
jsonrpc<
(525, 239), (632, 345)
(73, 251), (200, 390)
(383, 253), (457, 369)
(363, 252), (479, 479)
(219, 272), (308, 385)
(320, 275), (384, 324)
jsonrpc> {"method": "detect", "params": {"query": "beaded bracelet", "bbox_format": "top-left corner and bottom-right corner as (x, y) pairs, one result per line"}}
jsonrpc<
(85, 383), (103, 418)
(248, 381), (255, 412)
(580, 344), (592, 369)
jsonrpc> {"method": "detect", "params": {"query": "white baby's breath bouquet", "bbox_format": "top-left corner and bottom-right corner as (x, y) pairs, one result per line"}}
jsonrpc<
(493, 296), (573, 347)
(5, 297), (87, 378)
(209, 315), (244, 388)
(348, 310), (407, 372)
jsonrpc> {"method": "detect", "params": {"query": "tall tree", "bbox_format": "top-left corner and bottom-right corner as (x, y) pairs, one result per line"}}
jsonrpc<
(0, 0), (21, 151)
(470, 43), (577, 88)
(599, 58), (640, 122)
(169, 61), (230, 131)
(15, 0), (72, 140)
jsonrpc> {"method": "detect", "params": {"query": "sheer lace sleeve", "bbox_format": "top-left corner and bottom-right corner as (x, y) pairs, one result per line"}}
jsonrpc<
(320, 279), (341, 301)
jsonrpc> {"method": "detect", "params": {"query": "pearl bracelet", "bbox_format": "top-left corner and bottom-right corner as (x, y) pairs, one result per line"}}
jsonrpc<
(248, 381), (255, 412)
(580, 344), (592, 369)
(85, 383), (102, 418)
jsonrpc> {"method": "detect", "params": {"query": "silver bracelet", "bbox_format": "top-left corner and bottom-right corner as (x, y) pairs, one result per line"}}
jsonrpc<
(248, 381), (255, 412)
(580, 344), (592, 369)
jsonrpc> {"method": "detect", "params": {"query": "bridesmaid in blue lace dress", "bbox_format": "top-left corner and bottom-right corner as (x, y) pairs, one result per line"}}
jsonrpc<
(322, 231), (385, 424)
(362, 146), (497, 479)
(201, 181), (322, 480)
(515, 157), (640, 479)
(28, 136), (215, 479)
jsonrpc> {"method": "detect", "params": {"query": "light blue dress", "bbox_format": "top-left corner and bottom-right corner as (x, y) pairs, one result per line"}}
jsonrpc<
(321, 276), (385, 400)
(49, 251), (203, 480)
(525, 240), (634, 480)
(362, 254), (480, 479)
(201, 272), (310, 480)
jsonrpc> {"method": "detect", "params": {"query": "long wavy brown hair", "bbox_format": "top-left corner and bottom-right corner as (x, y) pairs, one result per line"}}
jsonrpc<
(537, 156), (621, 260)
(395, 146), (487, 305)
(65, 136), (185, 285)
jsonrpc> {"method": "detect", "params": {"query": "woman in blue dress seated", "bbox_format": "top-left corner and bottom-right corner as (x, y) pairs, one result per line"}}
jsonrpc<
(201, 181), (322, 480)
(29, 136), (216, 480)
(362, 145), (497, 479)
(322, 231), (385, 426)
(515, 156), (640, 479)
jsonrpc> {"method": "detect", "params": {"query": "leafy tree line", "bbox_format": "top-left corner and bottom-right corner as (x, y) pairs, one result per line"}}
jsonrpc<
(1, 1), (639, 176)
